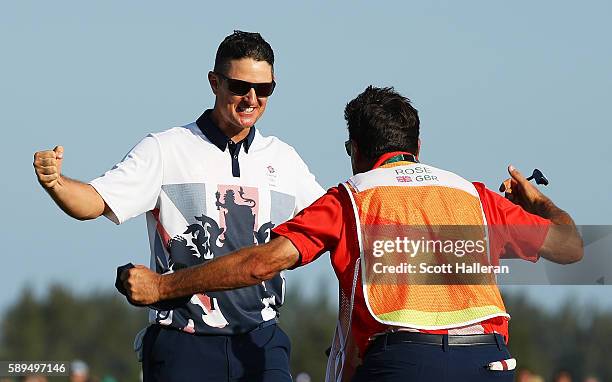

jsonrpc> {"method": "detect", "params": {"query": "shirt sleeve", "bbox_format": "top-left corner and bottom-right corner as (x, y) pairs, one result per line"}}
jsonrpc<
(90, 135), (163, 225)
(473, 182), (551, 262)
(272, 186), (345, 267)
(289, 148), (326, 215)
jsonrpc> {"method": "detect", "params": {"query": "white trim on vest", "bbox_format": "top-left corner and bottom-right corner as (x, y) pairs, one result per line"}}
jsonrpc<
(347, 162), (480, 198)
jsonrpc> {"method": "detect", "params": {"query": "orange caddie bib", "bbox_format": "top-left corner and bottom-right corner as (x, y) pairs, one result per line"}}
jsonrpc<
(342, 161), (509, 330)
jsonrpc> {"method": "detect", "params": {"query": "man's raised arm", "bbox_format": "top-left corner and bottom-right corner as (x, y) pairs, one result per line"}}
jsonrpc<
(34, 145), (108, 220)
(122, 236), (300, 305)
(500, 165), (583, 264)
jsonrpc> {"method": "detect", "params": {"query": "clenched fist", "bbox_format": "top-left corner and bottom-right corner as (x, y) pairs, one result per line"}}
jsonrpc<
(499, 165), (551, 215)
(121, 265), (162, 305)
(33, 146), (64, 190)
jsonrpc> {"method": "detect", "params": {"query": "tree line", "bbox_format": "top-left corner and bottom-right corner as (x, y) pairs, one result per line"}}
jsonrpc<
(1, 284), (610, 381)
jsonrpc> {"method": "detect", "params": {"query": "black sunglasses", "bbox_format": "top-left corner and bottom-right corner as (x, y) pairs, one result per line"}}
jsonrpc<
(215, 72), (276, 97)
(345, 140), (352, 156)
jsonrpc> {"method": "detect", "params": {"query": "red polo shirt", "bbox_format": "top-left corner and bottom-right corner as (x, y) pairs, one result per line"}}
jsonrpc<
(272, 155), (550, 355)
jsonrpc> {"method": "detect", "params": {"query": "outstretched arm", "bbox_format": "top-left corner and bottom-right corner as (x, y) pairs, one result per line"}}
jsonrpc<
(33, 146), (108, 220)
(122, 236), (300, 305)
(500, 165), (583, 264)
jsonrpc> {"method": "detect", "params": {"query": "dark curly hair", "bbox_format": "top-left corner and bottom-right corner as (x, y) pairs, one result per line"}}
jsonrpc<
(214, 30), (274, 74)
(345, 86), (420, 160)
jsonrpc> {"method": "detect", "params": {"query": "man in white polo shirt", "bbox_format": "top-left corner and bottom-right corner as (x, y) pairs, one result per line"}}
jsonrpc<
(33, 30), (324, 382)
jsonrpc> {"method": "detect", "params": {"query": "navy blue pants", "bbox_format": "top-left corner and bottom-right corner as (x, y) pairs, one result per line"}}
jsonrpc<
(352, 334), (514, 382)
(142, 324), (292, 382)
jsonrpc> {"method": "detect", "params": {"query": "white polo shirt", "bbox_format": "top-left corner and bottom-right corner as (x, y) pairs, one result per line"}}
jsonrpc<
(90, 111), (325, 335)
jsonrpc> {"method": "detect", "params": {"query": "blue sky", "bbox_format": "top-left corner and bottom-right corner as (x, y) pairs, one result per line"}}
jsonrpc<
(2, 1), (611, 312)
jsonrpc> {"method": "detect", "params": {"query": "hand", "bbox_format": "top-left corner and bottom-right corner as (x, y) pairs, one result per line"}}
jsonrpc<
(120, 265), (162, 305)
(33, 146), (64, 190)
(499, 165), (551, 215)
